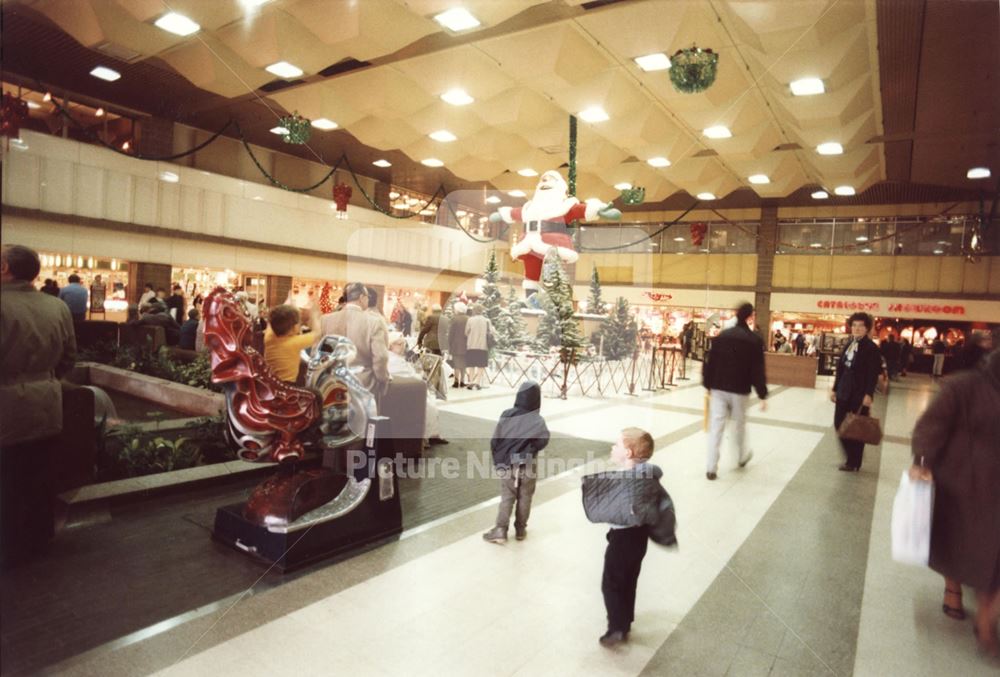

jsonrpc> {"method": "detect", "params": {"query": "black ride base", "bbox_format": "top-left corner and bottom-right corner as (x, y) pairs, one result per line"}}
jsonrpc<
(212, 417), (402, 573)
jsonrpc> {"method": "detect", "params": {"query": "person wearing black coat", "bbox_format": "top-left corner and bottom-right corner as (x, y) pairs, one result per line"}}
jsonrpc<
(702, 303), (768, 480)
(483, 381), (549, 544)
(830, 312), (882, 472)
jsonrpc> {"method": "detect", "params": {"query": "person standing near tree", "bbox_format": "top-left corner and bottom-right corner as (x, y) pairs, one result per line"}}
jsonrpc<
(702, 302), (768, 480)
(830, 312), (881, 472)
(1, 245), (77, 567)
(447, 302), (470, 388)
(417, 304), (443, 355)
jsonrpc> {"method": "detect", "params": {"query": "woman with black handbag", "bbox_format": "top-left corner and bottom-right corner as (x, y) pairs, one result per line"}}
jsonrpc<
(830, 312), (882, 472)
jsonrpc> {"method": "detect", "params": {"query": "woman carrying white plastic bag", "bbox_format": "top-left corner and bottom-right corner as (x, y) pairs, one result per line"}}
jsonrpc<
(891, 466), (933, 566)
(909, 349), (1000, 657)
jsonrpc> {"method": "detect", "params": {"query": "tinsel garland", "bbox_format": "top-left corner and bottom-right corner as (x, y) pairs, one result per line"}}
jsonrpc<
(568, 114), (577, 198)
(669, 46), (719, 94)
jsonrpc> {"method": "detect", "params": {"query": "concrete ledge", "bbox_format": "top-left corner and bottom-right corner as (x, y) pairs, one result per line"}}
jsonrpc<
(82, 362), (224, 417)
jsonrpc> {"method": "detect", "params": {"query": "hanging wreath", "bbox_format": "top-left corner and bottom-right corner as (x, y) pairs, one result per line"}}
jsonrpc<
(1, 93), (29, 145)
(332, 182), (352, 219)
(278, 112), (311, 145)
(690, 222), (708, 246)
(620, 186), (646, 206)
(669, 46), (719, 94)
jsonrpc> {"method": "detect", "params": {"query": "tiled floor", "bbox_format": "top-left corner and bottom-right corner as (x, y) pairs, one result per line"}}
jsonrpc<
(5, 369), (999, 676)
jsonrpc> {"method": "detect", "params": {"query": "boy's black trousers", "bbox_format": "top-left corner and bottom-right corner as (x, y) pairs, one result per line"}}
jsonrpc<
(602, 526), (649, 633)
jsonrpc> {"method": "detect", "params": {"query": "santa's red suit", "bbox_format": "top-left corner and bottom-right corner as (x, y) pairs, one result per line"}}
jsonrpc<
(497, 196), (604, 290)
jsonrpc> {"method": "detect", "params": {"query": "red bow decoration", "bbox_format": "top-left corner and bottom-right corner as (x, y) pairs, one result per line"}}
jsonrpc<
(1, 93), (29, 146)
(332, 182), (352, 215)
(690, 222), (707, 247)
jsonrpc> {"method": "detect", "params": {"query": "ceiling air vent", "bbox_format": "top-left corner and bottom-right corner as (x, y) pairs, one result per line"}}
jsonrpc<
(94, 41), (143, 63)
(774, 143), (802, 151)
(580, 0), (627, 9)
(319, 58), (371, 78)
(259, 79), (306, 93)
(693, 148), (718, 157)
(540, 145), (566, 155)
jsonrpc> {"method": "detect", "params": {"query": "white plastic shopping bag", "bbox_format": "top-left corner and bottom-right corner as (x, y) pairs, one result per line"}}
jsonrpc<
(891, 470), (934, 566)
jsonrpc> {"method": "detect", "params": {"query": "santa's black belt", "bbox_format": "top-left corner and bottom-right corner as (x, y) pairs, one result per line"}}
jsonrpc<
(524, 220), (568, 234)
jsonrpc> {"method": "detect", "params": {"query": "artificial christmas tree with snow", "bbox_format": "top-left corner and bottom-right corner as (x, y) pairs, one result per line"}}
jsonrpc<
(533, 248), (586, 362)
(480, 250), (503, 332)
(496, 285), (530, 351)
(595, 296), (639, 361)
(586, 264), (606, 315)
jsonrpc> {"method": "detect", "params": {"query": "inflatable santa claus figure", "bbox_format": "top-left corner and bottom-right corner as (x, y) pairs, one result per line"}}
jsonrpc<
(490, 170), (620, 295)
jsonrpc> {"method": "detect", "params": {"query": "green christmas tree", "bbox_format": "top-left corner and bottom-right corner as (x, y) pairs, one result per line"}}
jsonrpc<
(496, 285), (529, 351)
(586, 264), (606, 315)
(480, 250), (503, 332)
(534, 248), (586, 361)
(595, 296), (639, 360)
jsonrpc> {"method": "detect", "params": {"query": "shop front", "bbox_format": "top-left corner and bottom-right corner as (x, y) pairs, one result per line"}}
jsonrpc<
(171, 267), (267, 314)
(770, 293), (1000, 375)
(36, 252), (130, 322)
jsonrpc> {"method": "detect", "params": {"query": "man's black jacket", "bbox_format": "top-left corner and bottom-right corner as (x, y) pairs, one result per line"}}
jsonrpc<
(703, 323), (768, 400)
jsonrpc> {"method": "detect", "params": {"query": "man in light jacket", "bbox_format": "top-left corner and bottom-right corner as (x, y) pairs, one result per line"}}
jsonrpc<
(319, 282), (391, 400)
(1, 245), (77, 566)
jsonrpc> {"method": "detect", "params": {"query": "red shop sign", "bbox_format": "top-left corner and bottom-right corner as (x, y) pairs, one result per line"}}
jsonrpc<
(644, 292), (673, 302)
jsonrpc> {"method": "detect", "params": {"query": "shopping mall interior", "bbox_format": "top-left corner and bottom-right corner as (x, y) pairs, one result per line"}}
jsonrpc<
(1, 0), (998, 675)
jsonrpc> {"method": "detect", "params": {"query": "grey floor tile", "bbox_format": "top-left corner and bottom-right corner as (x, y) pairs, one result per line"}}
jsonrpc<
(725, 646), (776, 677)
(740, 610), (787, 656)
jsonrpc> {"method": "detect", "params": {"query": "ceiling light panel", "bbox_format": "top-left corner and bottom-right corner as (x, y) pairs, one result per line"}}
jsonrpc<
(434, 8), (481, 32)
(517, 168), (538, 177)
(702, 126), (731, 139)
(748, 174), (770, 184)
(372, 159), (392, 168)
(647, 157), (671, 168)
(90, 66), (121, 82)
(967, 167), (991, 179)
(311, 118), (338, 130)
(269, 126), (288, 135)
(421, 158), (444, 167)
(811, 190), (829, 199)
(790, 78), (824, 96)
(578, 107), (609, 123)
(429, 130), (457, 142)
(154, 12), (200, 36)
(440, 89), (474, 106)
(834, 185), (855, 196)
(634, 53), (671, 72)
(696, 192), (716, 200)
(265, 61), (303, 79)
(816, 142), (843, 155)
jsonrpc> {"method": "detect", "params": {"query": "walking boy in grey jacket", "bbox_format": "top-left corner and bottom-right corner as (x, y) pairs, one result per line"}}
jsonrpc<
(483, 382), (549, 544)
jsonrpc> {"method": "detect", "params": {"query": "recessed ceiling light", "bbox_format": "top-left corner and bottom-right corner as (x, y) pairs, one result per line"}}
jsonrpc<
(578, 107), (609, 123)
(790, 78), (825, 96)
(834, 185), (855, 196)
(614, 182), (632, 190)
(933, 249), (944, 255)
(372, 159), (392, 168)
(702, 126), (731, 139)
(811, 190), (829, 199)
(265, 61), (303, 79)
(269, 126), (289, 135)
(43, 92), (52, 102)
(252, 196), (263, 201)
(154, 12), (200, 36)
(485, 196), (501, 204)
(817, 142), (843, 155)
(696, 192), (716, 200)
(440, 89), (474, 106)
(421, 158), (444, 167)
(748, 174), (770, 184)
(95, 107), (105, 117)
(508, 190), (526, 197)
(517, 168), (538, 177)
(26, 100), (40, 110)
(647, 157), (671, 168)
(433, 7), (481, 32)
(429, 130), (457, 142)
(311, 118), (338, 130)
(673, 236), (685, 242)
(243, 0), (272, 6)
(90, 66), (121, 82)
(634, 53), (671, 72)
(860, 247), (873, 254)
(809, 242), (823, 248)
(967, 167), (991, 179)
(855, 235), (869, 242)
(159, 171), (179, 183)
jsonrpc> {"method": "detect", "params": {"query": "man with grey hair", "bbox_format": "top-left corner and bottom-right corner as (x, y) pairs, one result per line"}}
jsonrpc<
(319, 281), (390, 398)
(1, 244), (77, 566)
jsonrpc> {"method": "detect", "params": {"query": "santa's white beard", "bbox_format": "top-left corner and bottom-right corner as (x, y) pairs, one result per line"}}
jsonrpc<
(522, 189), (578, 222)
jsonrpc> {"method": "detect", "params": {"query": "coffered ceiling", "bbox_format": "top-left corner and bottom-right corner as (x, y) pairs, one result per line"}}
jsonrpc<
(2, 0), (997, 207)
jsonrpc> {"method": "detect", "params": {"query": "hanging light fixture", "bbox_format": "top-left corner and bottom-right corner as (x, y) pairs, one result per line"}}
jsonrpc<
(88, 257), (95, 268)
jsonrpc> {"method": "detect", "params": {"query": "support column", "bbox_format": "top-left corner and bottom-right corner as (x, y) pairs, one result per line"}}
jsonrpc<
(754, 203), (778, 339)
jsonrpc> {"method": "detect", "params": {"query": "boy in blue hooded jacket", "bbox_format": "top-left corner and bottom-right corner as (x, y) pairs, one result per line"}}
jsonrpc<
(483, 381), (549, 544)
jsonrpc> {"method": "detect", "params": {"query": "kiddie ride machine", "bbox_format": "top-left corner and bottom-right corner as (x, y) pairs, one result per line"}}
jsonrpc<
(204, 289), (401, 572)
